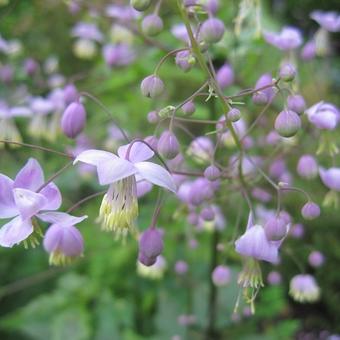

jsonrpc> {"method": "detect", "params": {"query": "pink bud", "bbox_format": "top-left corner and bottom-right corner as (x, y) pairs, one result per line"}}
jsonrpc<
(264, 216), (288, 241)
(227, 108), (241, 122)
(297, 155), (318, 179)
(158, 130), (180, 159)
(182, 100), (196, 115)
(147, 110), (160, 123)
(61, 102), (86, 138)
(204, 165), (221, 181)
(301, 202), (320, 220)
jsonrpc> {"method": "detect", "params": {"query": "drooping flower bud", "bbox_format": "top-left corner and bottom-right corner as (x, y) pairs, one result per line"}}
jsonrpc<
(216, 63), (234, 89)
(204, 165), (221, 181)
(287, 94), (306, 115)
(274, 110), (301, 137)
(144, 135), (158, 150)
(61, 102), (86, 138)
(308, 251), (325, 268)
(139, 228), (164, 266)
(182, 100), (195, 115)
(147, 110), (160, 123)
(264, 216), (288, 241)
(212, 265), (231, 286)
(140, 75), (164, 98)
(301, 202), (320, 220)
(142, 14), (163, 36)
(158, 130), (180, 159)
(279, 63), (296, 81)
(187, 212), (199, 225)
(227, 108), (241, 122)
(175, 50), (195, 72)
(200, 206), (215, 221)
(252, 91), (268, 105)
(200, 18), (225, 44)
(297, 154), (318, 179)
(130, 0), (152, 11)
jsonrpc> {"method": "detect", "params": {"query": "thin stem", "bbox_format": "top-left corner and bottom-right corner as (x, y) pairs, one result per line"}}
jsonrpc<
(150, 190), (164, 228)
(80, 91), (130, 143)
(0, 140), (71, 158)
(154, 48), (188, 75)
(67, 190), (106, 213)
(279, 185), (312, 201)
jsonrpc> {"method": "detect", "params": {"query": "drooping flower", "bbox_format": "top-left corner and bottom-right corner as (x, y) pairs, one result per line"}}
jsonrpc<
(310, 11), (340, 32)
(73, 141), (176, 237)
(319, 167), (340, 191)
(235, 212), (288, 264)
(289, 274), (320, 303)
(0, 159), (62, 248)
(40, 212), (87, 265)
(263, 27), (302, 50)
(212, 265), (231, 286)
(137, 254), (167, 279)
(138, 227), (164, 266)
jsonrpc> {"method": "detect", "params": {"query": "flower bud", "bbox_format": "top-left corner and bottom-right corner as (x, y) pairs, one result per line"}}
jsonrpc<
(264, 216), (288, 241)
(158, 130), (180, 159)
(287, 94), (306, 115)
(274, 110), (301, 137)
(216, 63), (234, 89)
(138, 252), (157, 266)
(204, 165), (221, 181)
(175, 50), (195, 72)
(139, 227), (163, 260)
(212, 265), (231, 286)
(227, 108), (241, 122)
(308, 251), (325, 268)
(182, 100), (195, 115)
(140, 75), (164, 98)
(144, 135), (158, 150)
(61, 102), (86, 138)
(63, 83), (78, 104)
(200, 18), (225, 44)
(279, 63), (296, 81)
(200, 206), (215, 221)
(301, 202), (320, 220)
(147, 110), (160, 123)
(252, 91), (268, 105)
(300, 40), (316, 61)
(130, 0), (151, 11)
(297, 154), (318, 179)
(142, 14), (163, 36)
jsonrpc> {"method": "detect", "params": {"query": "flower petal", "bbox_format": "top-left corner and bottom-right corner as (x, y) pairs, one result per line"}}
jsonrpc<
(40, 182), (62, 210)
(73, 149), (118, 166)
(135, 162), (177, 193)
(118, 141), (154, 163)
(0, 216), (33, 247)
(13, 188), (47, 220)
(0, 174), (17, 218)
(14, 158), (44, 191)
(38, 211), (87, 226)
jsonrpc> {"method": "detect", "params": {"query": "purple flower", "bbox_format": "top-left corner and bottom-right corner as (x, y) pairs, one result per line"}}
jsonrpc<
(212, 265), (231, 286)
(175, 260), (188, 275)
(274, 110), (301, 138)
(306, 101), (339, 130)
(0, 159), (62, 247)
(199, 18), (225, 44)
(157, 131), (180, 160)
(61, 102), (86, 139)
(74, 141), (176, 237)
(319, 167), (340, 191)
(142, 14), (163, 36)
(105, 4), (140, 21)
(263, 27), (302, 50)
(187, 136), (214, 163)
(289, 274), (320, 303)
(308, 251), (325, 268)
(102, 44), (135, 67)
(41, 212), (86, 265)
(71, 22), (103, 42)
(297, 155), (318, 179)
(138, 227), (164, 266)
(252, 73), (275, 104)
(301, 202), (320, 220)
(311, 11), (340, 32)
(300, 40), (316, 61)
(175, 50), (195, 72)
(140, 75), (165, 98)
(216, 63), (234, 89)
(267, 271), (282, 285)
(235, 212), (287, 264)
(287, 95), (306, 115)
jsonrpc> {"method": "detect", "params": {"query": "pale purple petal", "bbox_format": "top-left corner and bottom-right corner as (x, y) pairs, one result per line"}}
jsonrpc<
(136, 180), (153, 198)
(118, 141), (154, 163)
(135, 161), (177, 193)
(40, 182), (62, 210)
(0, 174), (17, 218)
(319, 167), (340, 191)
(14, 158), (44, 191)
(0, 216), (33, 247)
(37, 212), (87, 226)
(13, 188), (47, 220)
(73, 149), (118, 167)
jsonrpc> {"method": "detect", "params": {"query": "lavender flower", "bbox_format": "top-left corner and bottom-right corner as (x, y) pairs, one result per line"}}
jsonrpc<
(175, 260), (188, 275)
(216, 63), (234, 89)
(0, 159), (61, 247)
(212, 265), (231, 286)
(252, 73), (275, 105)
(308, 251), (325, 268)
(306, 101), (339, 130)
(274, 110), (301, 138)
(267, 271), (282, 285)
(289, 274), (320, 303)
(41, 212), (86, 265)
(140, 75), (165, 98)
(301, 40), (316, 61)
(199, 18), (225, 44)
(74, 141), (176, 237)
(263, 27), (302, 50)
(61, 102), (86, 139)
(102, 43), (135, 67)
(319, 167), (340, 191)
(138, 227), (164, 266)
(311, 11), (340, 32)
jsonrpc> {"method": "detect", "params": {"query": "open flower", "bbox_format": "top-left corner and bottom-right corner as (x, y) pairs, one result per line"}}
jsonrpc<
(235, 212), (288, 264)
(74, 141), (176, 237)
(263, 26), (302, 50)
(289, 274), (320, 303)
(319, 167), (340, 191)
(40, 212), (87, 266)
(311, 11), (340, 32)
(0, 159), (62, 247)
(306, 101), (339, 130)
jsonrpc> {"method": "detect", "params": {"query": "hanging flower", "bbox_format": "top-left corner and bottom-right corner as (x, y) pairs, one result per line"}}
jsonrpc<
(74, 141), (176, 238)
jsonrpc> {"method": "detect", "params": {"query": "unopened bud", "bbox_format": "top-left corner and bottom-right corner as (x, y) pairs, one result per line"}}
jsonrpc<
(301, 202), (320, 220)
(158, 130), (180, 159)
(61, 102), (86, 138)
(200, 18), (225, 44)
(142, 14), (163, 36)
(279, 63), (296, 82)
(141, 75), (164, 98)
(274, 110), (301, 137)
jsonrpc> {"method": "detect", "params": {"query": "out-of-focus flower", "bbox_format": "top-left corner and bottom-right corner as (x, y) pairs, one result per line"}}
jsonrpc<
(0, 159), (62, 247)
(319, 167), (340, 191)
(216, 63), (234, 89)
(137, 255), (167, 279)
(142, 14), (163, 36)
(252, 73), (275, 105)
(199, 18), (225, 44)
(29, 97), (54, 139)
(289, 274), (320, 303)
(267, 271), (282, 285)
(105, 4), (140, 22)
(175, 260), (188, 275)
(140, 75), (165, 98)
(74, 141), (176, 238)
(41, 212), (86, 265)
(102, 43), (135, 67)
(212, 265), (231, 286)
(311, 11), (340, 32)
(308, 251), (325, 268)
(263, 27), (302, 50)
(297, 155), (318, 179)
(187, 136), (214, 163)
(300, 40), (316, 61)
(306, 101), (339, 130)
